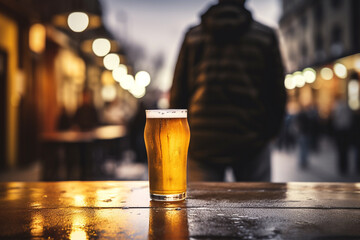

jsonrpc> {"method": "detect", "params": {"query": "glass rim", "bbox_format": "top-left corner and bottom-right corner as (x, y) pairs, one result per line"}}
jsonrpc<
(145, 109), (187, 118)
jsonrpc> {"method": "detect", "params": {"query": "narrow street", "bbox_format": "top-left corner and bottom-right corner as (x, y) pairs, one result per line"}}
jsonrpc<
(272, 137), (360, 182)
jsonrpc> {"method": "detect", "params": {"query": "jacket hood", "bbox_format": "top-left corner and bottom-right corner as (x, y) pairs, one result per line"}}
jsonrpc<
(201, 2), (252, 41)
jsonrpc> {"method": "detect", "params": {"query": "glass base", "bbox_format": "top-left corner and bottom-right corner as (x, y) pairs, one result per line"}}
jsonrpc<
(150, 192), (186, 201)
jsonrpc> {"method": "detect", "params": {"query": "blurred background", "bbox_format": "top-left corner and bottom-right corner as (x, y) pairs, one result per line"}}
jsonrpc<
(0, 0), (360, 182)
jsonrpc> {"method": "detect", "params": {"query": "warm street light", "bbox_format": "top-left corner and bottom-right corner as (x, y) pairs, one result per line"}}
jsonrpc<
(293, 71), (305, 88)
(320, 67), (333, 80)
(67, 12), (89, 32)
(92, 38), (111, 57)
(119, 75), (135, 90)
(112, 64), (128, 82)
(355, 58), (360, 71)
(284, 74), (296, 90)
(130, 84), (146, 98)
(101, 85), (117, 102)
(303, 68), (316, 83)
(103, 53), (120, 70)
(333, 63), (347, 78)
(29, 23), (46, 53)
(135, 71), (151, 87)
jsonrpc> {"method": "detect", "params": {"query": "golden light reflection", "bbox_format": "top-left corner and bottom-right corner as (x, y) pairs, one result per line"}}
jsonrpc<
(94, 191), (148, 239)
(29, 184), (44, 209)
(5, 182), (24, 201)
(73, 195), (86, 207)
(285, 183), (311, 202)
(70, 230), (87, 240)
(70, 214), (87, 240)
(95, 187), (122, 207)
(30, 212), (44, 237)
(148, 202), (189, 240)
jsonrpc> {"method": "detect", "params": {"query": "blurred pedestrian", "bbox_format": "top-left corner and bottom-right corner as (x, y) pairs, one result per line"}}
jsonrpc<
(170, 0), (286, 181)
(353, 109), (360, 175)
(73, 88), (100, 131)
(331, 97), (352, 175)
(296, 105), (316, 169)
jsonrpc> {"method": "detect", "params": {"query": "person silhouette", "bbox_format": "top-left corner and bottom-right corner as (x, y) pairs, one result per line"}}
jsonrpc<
(170, 0), (286, 181)
(73, 88), (100, 131)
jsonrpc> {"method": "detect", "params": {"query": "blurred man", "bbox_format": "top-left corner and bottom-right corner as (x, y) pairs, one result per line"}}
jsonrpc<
(170, 0), (286, 181)
(332, 97), (353, 175)
(73, 88), (100, 131)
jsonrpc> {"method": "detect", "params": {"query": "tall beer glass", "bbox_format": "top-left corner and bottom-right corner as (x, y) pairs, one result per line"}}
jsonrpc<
(144, 109), (190, 201)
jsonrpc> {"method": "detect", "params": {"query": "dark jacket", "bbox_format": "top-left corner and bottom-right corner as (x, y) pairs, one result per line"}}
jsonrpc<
(170, 2), (286, 164)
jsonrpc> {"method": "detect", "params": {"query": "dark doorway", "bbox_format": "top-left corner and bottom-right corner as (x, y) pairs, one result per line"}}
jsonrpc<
(0, 49), (7, 169)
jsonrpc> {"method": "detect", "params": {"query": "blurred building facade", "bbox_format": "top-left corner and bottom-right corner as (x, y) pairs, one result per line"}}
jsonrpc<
(279, 0), (360, 117)
(0, 0), (142, 170)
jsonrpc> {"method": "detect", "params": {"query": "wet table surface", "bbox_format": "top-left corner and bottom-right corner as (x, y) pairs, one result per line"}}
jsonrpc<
(0, 181), (359, 239)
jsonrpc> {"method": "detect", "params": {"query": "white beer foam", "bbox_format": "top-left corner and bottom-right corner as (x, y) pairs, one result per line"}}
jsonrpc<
(146, 109), (187, 118)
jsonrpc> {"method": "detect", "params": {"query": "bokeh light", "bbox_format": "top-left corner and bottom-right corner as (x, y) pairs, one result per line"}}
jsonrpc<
(112, 64), (128, 82)
(348, 80), (360, 110)
(320, 67), (333, 80)
(119, 75), (135, 90)
(348, 80), (359, 95)
(101, 85), (117, 102)
(355, 58), (360, 71)
(135, 71), (151, 87)
(130, 84), (146, 98)
(67, 12), (89, 32)
(303, 68), (316, 83)
(29, 23), (46, 53)
(284, 74), (296, 90)
(92, 38), (111, 57)
(348, 99), (360, 110)
(157, 97), (169, 109)
(333, 63), (347, 78)
(103, 53), (120, 70)
(293, 71), (305, 88)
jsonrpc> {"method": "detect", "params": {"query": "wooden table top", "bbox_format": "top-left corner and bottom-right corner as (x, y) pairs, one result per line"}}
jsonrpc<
(0, 181), (359, 239)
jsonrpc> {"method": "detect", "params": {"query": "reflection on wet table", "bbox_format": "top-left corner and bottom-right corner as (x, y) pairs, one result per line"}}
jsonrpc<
(0, 181), (360, 239)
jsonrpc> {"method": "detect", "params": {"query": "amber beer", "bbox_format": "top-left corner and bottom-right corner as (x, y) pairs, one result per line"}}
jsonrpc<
(144, 109), (190, 201)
